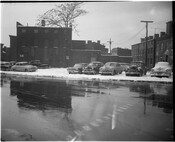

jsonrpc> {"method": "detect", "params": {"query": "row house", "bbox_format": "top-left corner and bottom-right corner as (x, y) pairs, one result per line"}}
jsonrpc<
(131, 21), (173, 69)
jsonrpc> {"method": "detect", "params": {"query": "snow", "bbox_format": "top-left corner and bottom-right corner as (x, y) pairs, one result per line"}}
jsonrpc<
(0, 68), (173, 83)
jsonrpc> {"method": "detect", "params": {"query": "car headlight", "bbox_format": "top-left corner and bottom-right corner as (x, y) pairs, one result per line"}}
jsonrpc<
(138, 67), (141, 70)
(166, 69), (171, 73)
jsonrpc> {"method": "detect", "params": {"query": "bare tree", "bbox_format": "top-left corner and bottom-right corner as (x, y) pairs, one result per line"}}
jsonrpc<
(36, 2), (88, 32)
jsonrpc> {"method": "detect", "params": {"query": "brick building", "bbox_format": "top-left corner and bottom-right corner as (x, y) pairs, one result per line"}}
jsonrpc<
(111, 47), (131, 56)
(13, 22), (72, 67)
(131, 21), (173, 69)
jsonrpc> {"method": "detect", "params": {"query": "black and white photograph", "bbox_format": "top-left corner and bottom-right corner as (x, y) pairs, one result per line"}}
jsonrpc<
(0, 1), (173, 141)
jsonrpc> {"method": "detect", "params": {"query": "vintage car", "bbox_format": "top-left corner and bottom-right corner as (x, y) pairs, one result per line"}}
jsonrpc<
(11, 62), (38, 72)
(99, 62), (123, 75)
(0, 61), (13, 71)
(29, 60), (50, 69)
(67, 63), (88, 74)
(150, 62), (172, 78)
(82, 61), (104, 74)
(125, 61), (147, 76)
(119, 62), (130, 71)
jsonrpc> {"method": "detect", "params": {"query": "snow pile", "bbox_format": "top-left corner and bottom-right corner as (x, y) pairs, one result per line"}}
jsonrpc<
(0, 68), (173, 83)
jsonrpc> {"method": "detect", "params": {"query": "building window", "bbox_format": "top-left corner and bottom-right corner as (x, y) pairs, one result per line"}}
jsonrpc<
(34, 39), (39, 46)
(161, 43), (164, 52)
(34, 29), (38, 33)
(44, 39), (49, 48)
(54, 30), (58, 34)
(45, 29), (49, 33)
(53, 39), (58, 46)
(21, 29), (26, 33)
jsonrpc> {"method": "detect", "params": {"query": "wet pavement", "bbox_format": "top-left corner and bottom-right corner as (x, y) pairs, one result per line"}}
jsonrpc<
(1, 76), (174, 141)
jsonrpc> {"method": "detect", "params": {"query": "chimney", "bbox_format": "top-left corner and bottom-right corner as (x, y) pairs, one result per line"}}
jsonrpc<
(154, 34), (159, 39)
(166, 21), (172, 35)
(41, 20), (45, 26)
(148, 36), (153, 40)
(97, 40), (100, 44)
(160, 32), (165, 37)
(87, 40), (92, 44)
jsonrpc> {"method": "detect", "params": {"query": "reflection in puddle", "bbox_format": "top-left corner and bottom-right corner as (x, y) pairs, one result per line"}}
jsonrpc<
(9, 78), (173, 114)
(128, 82), (173, 114)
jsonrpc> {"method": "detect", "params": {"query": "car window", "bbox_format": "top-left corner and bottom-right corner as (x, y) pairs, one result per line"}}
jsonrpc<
(110, 63), (116, 66)
(116, 63), (121, 67)
(155, 62), (170, 68)
(74, 64), (81, 68)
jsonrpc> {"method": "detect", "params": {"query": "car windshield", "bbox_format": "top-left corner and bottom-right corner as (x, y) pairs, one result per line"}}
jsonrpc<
(74, 64), (82, 68)
(131, 62), (143, 66)
(89, 62), (100, 66)
(105, 62), (115, 66)
(155, 62), (170, 68)
(19, 62), (28, 65)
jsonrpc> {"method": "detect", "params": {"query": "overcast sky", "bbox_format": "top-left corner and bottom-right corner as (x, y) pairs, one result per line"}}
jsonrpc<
(1, 1), (172, 50)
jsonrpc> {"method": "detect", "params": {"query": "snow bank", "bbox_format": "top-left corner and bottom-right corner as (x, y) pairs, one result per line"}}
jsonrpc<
(0, 68), (173, 84)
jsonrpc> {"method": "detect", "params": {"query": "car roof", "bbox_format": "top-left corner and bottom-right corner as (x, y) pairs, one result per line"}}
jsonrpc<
(16, 62), (28, 64)
(76, 63), (88, 64)
(90, 61), (102, 63)
(132, 61), (144, 63)
(105, 62), (117, 64)
(156, 62), (170, 65)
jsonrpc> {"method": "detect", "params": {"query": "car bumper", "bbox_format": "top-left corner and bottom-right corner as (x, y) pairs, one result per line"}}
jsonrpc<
(68, 70), (81, 74)
(150, 72), (170, 77)
(83, 70), (96, 74)
(125, 72), (140, 76)
(99, 71), (113, 75)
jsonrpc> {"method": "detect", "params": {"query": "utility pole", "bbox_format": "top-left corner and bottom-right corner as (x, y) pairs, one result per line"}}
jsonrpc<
(141, 20), (153, 67)
(107, 38), (113, 54)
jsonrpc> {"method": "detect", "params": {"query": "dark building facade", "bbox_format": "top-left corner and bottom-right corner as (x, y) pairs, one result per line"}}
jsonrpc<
(16, 22), (72, 67)
(72, 40), (108, 54)
(1, 43), (10, 61)
(9, 35), (17, 61)
(111, 47), (131, 56)
(131, 21), (173, 69)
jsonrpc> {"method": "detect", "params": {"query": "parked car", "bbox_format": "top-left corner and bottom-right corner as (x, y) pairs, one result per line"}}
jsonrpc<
(29, 60), (50, 69)
(83, 61), (104, 74)
(119, 63), (130, 71)
(67, 63), (88, 74)
(99, 62), (123, 75)
(125, 61), (147, 76)
(150, 62), (172, 78)
(0, 61), (13, 71)
(11, 62), (38, 72)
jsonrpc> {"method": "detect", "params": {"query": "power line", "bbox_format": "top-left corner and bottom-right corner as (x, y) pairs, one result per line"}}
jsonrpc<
(117, 25), (145, 46)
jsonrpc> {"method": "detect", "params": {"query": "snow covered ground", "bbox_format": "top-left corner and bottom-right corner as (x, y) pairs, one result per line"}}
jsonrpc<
(0, 68), (173, 83)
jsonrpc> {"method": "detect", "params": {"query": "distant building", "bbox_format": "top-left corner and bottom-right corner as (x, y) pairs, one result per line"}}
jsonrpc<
(111, 47), (131, 56)
(1, 43), (10, 61)
(131, 21), (173, 69)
